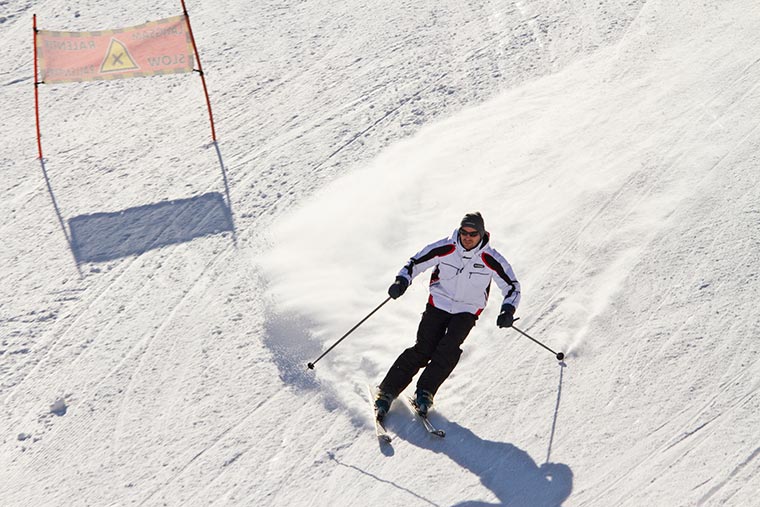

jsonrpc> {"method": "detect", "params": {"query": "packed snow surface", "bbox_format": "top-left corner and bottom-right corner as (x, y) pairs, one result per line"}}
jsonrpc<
(2, 0), (759, 505)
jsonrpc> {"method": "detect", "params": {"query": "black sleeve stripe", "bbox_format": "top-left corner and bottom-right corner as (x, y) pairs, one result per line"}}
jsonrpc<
(482, 252), (517, 297)
(410, 244), (456, 266)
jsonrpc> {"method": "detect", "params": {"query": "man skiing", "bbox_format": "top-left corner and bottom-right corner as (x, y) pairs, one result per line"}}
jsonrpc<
(374, 212), (521, 420)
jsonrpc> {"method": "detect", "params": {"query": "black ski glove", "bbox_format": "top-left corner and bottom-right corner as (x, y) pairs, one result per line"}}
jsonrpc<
(388, 276), (409, 299)
(497, 304), (516, 328)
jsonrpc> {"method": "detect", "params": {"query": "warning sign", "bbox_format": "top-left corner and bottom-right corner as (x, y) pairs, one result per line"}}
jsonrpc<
(100, 38), (139, 73)
(37, 15), (194, 83)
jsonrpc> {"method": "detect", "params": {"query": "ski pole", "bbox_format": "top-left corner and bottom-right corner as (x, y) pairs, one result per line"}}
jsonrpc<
(512, 324), (565, 361)
(307, 296), (392, 370)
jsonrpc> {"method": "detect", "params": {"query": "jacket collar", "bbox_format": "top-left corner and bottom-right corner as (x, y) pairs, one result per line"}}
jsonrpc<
(451, 228), (490, 254)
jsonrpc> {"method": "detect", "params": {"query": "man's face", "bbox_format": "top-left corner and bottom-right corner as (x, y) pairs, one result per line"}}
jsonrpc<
(459, 227), (481, 251)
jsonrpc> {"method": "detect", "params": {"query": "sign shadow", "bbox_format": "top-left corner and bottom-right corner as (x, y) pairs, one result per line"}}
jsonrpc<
(39, 157), (83, 276)
(69, 191), (234, 263)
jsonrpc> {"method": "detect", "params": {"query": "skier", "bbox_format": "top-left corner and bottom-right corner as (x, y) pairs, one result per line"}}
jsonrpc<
(374, 212), (521, 420)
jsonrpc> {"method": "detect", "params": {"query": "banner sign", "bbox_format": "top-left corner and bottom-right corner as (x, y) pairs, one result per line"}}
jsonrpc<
(37, 15), (194, 83)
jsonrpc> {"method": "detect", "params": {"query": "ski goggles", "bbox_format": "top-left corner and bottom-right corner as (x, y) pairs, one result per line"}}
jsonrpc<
(459, 228), (481, 237)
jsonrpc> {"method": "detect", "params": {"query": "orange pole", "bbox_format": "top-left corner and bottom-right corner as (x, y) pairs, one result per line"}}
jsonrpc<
(33, 14), (43, 159)
(180, 0), (217, 142)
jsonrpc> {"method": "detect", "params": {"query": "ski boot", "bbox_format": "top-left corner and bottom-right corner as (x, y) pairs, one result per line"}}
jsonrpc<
(374, 389), (393, 421)
(413, 388), (434, 416)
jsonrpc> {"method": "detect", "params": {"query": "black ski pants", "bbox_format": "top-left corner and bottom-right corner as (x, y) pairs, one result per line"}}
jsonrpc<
(379, 303), (477, 398)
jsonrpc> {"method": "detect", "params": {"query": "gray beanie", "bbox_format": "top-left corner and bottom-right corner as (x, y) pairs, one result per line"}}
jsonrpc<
(460, 212), (485, 236)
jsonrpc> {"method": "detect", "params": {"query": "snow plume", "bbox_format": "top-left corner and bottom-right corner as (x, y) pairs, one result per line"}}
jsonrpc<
(256, 134), (488, 412)
(256, 74), (635, 406)
(259, 39), (636, 374)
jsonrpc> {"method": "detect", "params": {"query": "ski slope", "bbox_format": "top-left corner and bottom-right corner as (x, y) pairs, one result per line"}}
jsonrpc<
(2, 0), (759, 505)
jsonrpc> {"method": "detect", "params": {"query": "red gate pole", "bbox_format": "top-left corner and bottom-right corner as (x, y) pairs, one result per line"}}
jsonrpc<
(180, 0), (217, 142)
(33, 14), (44, 159)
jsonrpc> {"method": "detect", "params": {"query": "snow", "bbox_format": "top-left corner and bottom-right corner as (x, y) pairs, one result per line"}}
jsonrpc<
(2, 0), (760, 505)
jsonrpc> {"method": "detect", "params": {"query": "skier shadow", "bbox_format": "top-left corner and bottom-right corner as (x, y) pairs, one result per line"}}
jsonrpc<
(399, 418), (573, 506)
(68, 191), (235, 264)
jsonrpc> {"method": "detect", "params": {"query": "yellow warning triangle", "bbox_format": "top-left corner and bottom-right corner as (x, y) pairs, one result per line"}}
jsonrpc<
(100, 38), (139, 73)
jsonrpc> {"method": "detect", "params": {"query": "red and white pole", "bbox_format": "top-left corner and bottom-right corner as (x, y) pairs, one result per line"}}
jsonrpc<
(33, 14), (44, 159)
(180, 0), (217, 142)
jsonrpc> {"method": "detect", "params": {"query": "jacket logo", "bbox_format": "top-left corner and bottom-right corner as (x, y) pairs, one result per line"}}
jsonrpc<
(474, 263), (485, 268)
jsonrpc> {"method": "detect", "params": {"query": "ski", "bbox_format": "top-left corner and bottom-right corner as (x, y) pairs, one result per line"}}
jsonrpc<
(367, 385), (392, 443)
(406, 397), (446, 438)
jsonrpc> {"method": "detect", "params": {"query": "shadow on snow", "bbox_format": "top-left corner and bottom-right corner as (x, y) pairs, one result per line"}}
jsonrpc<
(38, 141), (236, 270)
(396, 413), (573, 506)
(262, 308), (324, 391)
(69, 191), (234, 263)
(329, 364), (572, 506)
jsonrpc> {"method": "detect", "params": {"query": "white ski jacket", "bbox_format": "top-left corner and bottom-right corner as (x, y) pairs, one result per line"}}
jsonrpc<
(397, 229), (521, 316)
